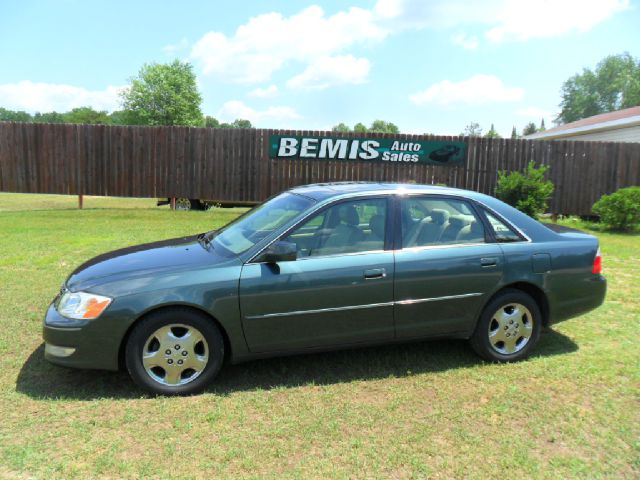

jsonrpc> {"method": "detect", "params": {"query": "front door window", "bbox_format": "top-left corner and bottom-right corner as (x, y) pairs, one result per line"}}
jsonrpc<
(283, 198), (387, 258)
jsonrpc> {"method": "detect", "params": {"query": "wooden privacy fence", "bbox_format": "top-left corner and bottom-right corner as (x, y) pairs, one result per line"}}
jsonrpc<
(0, 122), (638, 215)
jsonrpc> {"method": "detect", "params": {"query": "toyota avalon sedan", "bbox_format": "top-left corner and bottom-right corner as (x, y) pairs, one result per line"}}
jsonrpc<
(43, 183), (606, 395)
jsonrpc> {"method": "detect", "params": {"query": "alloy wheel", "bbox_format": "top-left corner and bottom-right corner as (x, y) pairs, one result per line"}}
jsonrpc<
(487, 303), (533, 355)
(141, 324), (209, 386)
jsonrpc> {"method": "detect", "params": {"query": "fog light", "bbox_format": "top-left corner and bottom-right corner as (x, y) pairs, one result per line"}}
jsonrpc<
(45, 344), (76, 357)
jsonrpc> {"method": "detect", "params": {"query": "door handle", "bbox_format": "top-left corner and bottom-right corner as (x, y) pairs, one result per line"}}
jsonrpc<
(481, 257), (498, 267)
(364, 268), (386, 280)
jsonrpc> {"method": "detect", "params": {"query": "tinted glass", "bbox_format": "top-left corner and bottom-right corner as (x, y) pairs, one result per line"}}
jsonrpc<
(212, 193), (313, 255)
(284, 198), (387, 257)
(401, 196), (485, 247)
(484, 211), (523, 242)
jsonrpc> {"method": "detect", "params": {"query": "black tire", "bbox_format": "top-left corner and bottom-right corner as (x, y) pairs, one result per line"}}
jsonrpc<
(175, 198), (204, 211)
(469, 289), (542, 362)
(190, 199), (205, 210)
(125, 308), (225, 395)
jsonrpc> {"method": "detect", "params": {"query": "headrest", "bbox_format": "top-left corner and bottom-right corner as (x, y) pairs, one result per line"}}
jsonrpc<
(469, 221), (484, 234)
(369, 214), (385, 238)
(448, 216), (469, 228)
(340, 205), (360, 226)
(430, 209), (450, 225)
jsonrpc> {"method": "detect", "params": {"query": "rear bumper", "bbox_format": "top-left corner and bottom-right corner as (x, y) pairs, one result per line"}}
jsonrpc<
(549, 275), (607, 325)
(43, 303), (122, 371)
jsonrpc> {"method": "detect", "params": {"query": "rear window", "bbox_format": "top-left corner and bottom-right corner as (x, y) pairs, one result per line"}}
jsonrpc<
(483, 210), (524, 243)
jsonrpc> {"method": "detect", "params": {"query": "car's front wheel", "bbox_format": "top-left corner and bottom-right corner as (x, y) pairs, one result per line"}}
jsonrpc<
(125, 308), (224, 395)
(469, 289), (542, 362)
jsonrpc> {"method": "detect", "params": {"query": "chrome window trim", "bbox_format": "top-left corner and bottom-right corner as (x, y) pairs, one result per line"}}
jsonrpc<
(398, 242), (487, 253)
(245, 292), (483, 320)
(473, 200), (532, 243)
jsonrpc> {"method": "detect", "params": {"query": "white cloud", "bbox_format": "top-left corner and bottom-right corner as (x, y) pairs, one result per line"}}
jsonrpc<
(374, 0), (628, 41)
(218, 100), (301, 127)
(410, 74), (525, 106)
(0, 80), (122, 112)
(191, 5), (386, 84)
(247, 85), (279, 98)
(486, 0), (629, 42)
(452, 33), (479, 50)
(163, 37), (189, 56)
(287, 55), (370, 91)
(374, 0), (500, 29)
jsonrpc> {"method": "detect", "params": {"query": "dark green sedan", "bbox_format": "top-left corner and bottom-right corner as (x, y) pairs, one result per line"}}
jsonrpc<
(44, 183), (606, 395)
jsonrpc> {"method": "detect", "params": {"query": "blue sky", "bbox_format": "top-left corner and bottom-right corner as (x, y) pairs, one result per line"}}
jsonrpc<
(1, 0), (638, 136)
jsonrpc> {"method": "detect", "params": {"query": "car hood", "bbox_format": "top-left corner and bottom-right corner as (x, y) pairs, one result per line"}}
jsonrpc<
(66, 234), (231, 291)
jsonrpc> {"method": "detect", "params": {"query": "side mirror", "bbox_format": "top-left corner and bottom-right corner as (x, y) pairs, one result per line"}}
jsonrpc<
(261, 241), (297, 263)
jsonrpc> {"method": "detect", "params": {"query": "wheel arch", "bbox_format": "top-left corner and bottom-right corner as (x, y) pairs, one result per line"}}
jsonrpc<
(117, 304), (233, 370)
(485, 282), (550, 327)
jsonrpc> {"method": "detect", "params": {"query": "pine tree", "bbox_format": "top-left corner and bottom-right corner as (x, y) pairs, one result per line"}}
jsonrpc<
(539, 118), (546, 131)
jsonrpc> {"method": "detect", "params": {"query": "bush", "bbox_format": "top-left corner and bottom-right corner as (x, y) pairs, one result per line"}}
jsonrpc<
(592, 186), (640, 231)
(495, 161), (554, 218)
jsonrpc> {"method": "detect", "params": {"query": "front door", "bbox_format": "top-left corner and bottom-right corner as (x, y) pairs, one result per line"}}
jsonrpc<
(239, 197), (395, 353)
(394, 195), (504, 338)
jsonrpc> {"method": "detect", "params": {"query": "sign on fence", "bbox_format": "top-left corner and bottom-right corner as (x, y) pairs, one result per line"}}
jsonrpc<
(269, 135), (466, 165)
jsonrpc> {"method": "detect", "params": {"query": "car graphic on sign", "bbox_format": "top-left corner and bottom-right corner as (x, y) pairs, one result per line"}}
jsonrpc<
(429, 145), (461, 163)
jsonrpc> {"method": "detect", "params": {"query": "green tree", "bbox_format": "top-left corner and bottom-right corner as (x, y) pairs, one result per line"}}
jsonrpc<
(332, 122), (352, 133)
(33, 111), (65, 123)
(522, 122), (537, 136)
(485, 123), (501, 138)
(108, 110), (145, 125)
(353, 122), (368, 133)
(369, 119), (399, 134)
(510, 126), (518, 139)
(120, 60), (203, 126)
(231, 119), (253, 128)
(539, 118), (546, 131)
(205, 116), (220, 128)
(556, 53), (640, 124)
(461, 121), (482, 137)
(0, 108), (32, 122)
(63, 106), (110, 124)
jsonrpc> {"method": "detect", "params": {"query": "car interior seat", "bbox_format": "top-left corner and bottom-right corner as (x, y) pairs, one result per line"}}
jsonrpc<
(316, 205), (364, 254)
(456, 220), (485, 243)
(439, 215), (471, 243)
(404, 209), (450, 247)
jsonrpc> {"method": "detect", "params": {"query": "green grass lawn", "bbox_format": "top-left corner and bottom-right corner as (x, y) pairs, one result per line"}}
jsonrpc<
(0, 193), (638, 479)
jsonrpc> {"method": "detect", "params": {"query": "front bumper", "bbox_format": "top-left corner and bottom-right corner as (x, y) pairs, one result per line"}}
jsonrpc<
(43, 303), (123, 371)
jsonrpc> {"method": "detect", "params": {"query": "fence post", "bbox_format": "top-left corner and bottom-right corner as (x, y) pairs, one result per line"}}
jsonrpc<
(170, 197), (176, 210)
(78, 194), (84, 209)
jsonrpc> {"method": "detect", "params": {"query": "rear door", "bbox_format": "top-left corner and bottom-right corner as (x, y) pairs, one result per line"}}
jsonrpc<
(393, 195), (504, 338)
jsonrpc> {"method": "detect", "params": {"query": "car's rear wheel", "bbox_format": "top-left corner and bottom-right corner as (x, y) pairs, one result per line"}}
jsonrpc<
(125, 308), (224, 395)
(469, 289), (542, 362)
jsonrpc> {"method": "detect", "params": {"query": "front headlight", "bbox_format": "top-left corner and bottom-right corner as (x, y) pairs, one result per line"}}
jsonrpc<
(57, 291), (112, 320)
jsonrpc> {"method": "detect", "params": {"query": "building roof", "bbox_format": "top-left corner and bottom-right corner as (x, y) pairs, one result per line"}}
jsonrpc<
(526, 106), (640, 140)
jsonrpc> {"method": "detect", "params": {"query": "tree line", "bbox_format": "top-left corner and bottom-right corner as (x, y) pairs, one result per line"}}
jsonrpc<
(1, 53), (637, 134)
(0, 60), (252, 129)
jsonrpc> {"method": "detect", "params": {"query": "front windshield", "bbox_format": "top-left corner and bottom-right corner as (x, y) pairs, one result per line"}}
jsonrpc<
(210, 193), (314, 255)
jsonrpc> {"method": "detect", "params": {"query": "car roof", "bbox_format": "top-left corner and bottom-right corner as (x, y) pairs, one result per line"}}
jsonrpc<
(288, 182), (470, 201)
